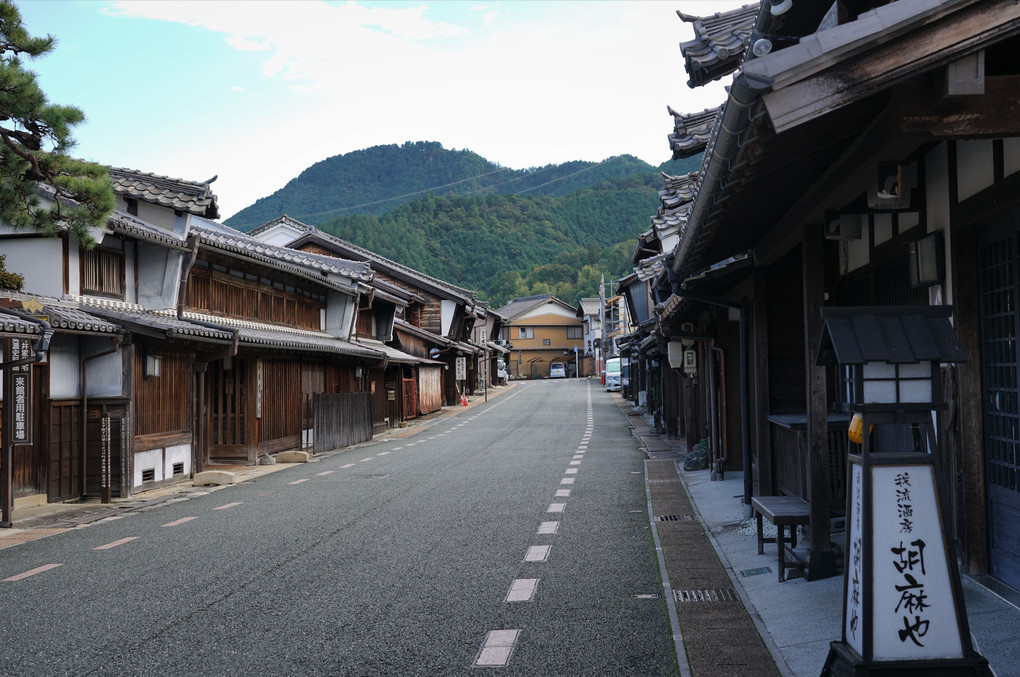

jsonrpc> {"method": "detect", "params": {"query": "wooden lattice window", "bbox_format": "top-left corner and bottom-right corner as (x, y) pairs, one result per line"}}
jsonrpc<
(80, 246), (125, 298)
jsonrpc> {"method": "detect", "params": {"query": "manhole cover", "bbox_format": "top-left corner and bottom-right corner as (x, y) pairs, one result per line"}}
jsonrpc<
(674, 589), (737, 603)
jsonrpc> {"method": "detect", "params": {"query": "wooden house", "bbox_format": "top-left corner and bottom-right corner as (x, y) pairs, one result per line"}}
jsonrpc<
(0, 169), (384, 510)
(250, 215), (487, 411)
(645, 0), (1020, 587)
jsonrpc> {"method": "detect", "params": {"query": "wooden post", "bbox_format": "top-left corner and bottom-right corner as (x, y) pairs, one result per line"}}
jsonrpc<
(803, 226), (837, 580)
(2, 339), (12, 527)
(753, 267), (773, 496)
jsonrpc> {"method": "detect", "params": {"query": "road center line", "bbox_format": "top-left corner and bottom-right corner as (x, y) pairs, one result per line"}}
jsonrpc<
(538, 521), (559, 534)
(161, 516), (197, 528)
(555, 489), (571, 497)
(214, 501), (244, 510)
(560, 477), (575, 485)
(93, 537), (139, 550)
(316, 471), (335, 476)
(565, 468), (578, 474)
(290, 478), (310, 484)
(547, 503), (566, 513)
(340, 463), (356, 469)
(525, 545), (551, 562)
(473, 629), (521, 667)
(505, 578), (539, 602)
(3, 563), (63, 582)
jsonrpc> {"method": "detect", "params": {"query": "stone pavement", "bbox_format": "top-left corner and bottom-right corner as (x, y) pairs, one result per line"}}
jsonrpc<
(622, 395), (1020, 677)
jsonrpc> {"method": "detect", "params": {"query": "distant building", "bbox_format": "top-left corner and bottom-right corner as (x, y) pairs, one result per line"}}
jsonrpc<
(497, 294), (582, 379)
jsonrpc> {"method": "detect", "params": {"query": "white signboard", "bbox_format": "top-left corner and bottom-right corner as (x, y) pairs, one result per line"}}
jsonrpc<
(455, 356), (466, 381)
(845, 462), (863, 655)
(871, 464), (962, 661)
(10, 338), (32, 444)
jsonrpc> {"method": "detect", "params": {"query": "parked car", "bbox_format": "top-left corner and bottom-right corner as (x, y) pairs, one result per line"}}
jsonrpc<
(605, 357), (622, 391)
(550, 362), (566, 378)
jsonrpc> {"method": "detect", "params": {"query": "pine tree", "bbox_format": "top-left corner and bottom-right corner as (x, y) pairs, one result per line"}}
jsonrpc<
(0, 1), (113, 246)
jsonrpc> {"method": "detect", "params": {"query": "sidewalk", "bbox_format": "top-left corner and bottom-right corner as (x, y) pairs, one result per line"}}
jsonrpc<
(0, 384), (515, 548)
(626, 400), (1020, 676)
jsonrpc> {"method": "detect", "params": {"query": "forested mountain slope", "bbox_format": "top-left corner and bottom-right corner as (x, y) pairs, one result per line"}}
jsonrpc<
(226, 141), (701, 306)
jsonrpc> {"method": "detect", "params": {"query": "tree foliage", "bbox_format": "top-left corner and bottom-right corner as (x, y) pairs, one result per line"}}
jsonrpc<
(0, 252), (24, 290)
(0, 1), (113, 246)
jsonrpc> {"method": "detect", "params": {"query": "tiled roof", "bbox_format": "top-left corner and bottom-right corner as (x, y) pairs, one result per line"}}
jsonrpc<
(652, 202), (692, 234)
(393, 319), (451, 348)
(668, 106), (720, 159)
(107, 211), (191, 250)
(578, 298), (601, 316)
(109, 167), (220, 219)
(179, 310), (385, 359)
(354, 338), (429, 365)
(677, 4), (757, 87)
(267, 218), (478, 305)
(191, 218), (372, 290)
(82, 303), (235, 342)
(2, 293), (121, 335)
(658, 172), (698, 210)
(636, 254), (667, 282)
(0, 312), (44, 336)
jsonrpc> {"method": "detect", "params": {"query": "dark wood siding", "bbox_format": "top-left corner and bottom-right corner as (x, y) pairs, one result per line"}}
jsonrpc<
(133, 349), (191, 439)
(187, 268), (323, 331)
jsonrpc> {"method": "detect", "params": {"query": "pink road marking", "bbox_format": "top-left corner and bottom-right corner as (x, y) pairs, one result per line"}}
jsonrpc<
(377, 452), (390, 456)
(214, 502), (244, 510)
(93, 537), (139, 550)
(3, 563), (63, 581)
(161, 517), (198, 528)
(289, 478), (310, 484)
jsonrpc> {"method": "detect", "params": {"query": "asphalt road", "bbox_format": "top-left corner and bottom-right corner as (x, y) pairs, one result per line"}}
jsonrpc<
(0, 379), (677, 676)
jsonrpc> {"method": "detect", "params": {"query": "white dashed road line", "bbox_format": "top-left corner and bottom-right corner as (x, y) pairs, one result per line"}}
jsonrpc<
(214, 501), (244, 510)
(538, 521), (559, 534)
(473, 629), (521, 667)
(161, 517), (198, 528)
(524, 545), (551, 562)
(505, 578), (539, 602)
(546, 503), (566, 513)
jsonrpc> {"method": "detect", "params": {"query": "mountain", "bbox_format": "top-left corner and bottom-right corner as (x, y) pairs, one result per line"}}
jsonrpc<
(225, 141), (702, 306)
(225, 141), (690, 232)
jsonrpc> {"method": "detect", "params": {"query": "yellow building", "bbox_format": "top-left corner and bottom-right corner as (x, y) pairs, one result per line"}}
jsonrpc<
(497, 294), (583, 379)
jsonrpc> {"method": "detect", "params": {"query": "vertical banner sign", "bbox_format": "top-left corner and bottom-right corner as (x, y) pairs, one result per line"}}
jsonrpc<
(101, 415), (111, 491)
(845, 462), (863, 655)
(256, 360), (263, 419)
(11, 338), (31, 444)
(455, 357), (466, 381)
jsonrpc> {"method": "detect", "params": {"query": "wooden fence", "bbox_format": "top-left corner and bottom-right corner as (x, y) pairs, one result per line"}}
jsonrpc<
(312, 392), (374, 453)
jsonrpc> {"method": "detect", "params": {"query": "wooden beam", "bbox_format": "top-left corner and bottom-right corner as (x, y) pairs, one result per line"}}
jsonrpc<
(897, 76), (1020, 138)
(755, 103), (928, 267)
(758, 0), (1020, 133)
(752, 267), (773, 497)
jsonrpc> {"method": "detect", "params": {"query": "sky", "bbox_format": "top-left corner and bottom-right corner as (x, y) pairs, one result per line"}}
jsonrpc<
(18, 0), (739, 220)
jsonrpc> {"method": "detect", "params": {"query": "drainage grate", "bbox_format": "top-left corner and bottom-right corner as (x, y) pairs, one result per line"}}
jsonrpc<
(740, 566), (772, 577)
(656, 515), (693, 522)
(674, 589), (737, 603)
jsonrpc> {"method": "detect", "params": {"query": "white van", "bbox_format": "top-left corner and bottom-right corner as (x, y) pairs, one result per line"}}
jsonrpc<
(550, 362), (566, 378)
(605, 358), (622, 391)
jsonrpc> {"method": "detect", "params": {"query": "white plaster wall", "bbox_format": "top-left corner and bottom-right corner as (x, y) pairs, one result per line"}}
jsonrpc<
(1, 238), (64, 297)
(874, 213), (893, 246)
(956, 139), (994, 202)
(846, 215), (871, 272)
(164, 443), (190, 479)
(131, 200), (175, 231)
(82, 337), (124, 397)
(134, 448), (164, 486)
(441, 299), (457, 336)
(49, 335), (82, 399)
(926, 144), (953, 306)
(1005, 138), (1020, 178)
(325, 290), (355, 339)
(253, 224), (304, 247)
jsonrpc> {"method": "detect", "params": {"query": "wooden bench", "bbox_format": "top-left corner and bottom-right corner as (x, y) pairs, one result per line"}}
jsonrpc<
(751, 495), (810, 582)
